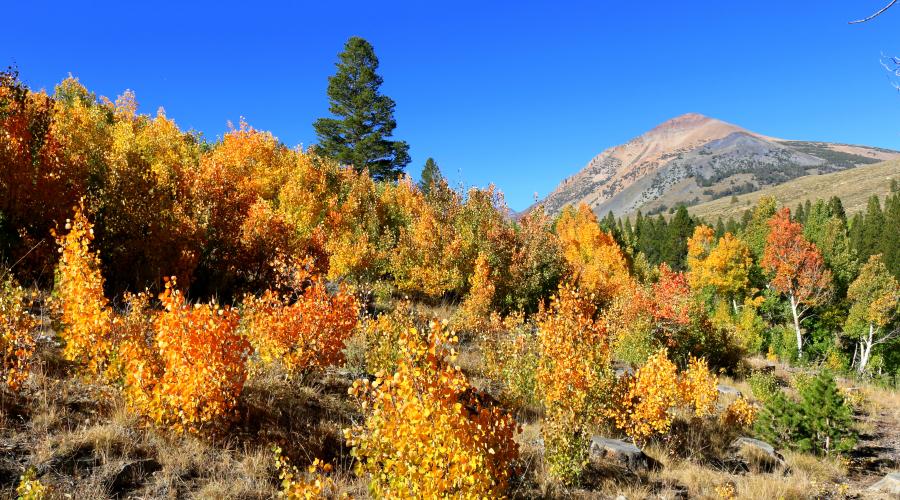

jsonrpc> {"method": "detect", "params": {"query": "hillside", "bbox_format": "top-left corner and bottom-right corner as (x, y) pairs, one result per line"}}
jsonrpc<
(688, 158), (900, 222)
(535, 113), (900, 217)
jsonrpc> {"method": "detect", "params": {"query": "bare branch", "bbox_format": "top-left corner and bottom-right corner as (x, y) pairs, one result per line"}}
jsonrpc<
(850, 0), (898, 24)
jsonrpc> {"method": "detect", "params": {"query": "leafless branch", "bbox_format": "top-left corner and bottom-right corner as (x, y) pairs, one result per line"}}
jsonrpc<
(850, 0), (898, 24)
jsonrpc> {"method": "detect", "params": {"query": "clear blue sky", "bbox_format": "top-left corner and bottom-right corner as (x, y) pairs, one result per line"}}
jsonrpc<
(4, 1), (899, 211)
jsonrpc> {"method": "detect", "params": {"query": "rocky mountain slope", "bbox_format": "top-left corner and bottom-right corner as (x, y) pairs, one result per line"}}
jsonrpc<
(536, 113), (900, 217)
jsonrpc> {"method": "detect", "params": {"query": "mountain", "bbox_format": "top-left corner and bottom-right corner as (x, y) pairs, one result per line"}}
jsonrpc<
(688, 158), (900, 222)
(535, 113), (900, 217)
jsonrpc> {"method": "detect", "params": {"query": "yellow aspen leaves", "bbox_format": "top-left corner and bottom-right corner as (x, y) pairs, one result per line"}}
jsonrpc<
(345, 321), (519, 498)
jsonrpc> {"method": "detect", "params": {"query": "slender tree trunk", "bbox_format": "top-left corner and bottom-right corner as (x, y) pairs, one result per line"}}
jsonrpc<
(851, 341), (859, 369)
(789, 294), (803, 357)
(858, 323), (875, 374)
(732, 297), (739, 315)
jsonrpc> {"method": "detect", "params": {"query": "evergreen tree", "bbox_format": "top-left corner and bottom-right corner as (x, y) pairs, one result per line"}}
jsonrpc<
(755, 371), (856, 456)
(419, 157), (443, 195)
(817, 217), (858, 295)
(849, 212), (864, 257)
(794, 201), (806, 224)
(665, 205), (694, 270)
(725, 216), (740, 235)
(858, 195), (885, 261)
(802, 199), (831, 245)
(714, 217), (726, 238)
(755, 390), (803, 447)
(795, 371), (856, 455)
(313, 37), (410, 180)
(882, 191), (900, 278)
(827, 196), (846, 223)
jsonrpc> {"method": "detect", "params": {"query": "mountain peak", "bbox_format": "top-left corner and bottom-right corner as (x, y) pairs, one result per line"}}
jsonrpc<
(536, 115), (900, 218)
(645, 113), (740, 139)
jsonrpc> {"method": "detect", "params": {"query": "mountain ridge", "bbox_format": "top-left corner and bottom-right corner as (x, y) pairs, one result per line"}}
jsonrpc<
(534, 113), (900, 217)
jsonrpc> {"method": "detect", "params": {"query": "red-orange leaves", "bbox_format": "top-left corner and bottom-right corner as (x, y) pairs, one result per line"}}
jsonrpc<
(650, 264), (693, 327)
(761, 208), (833, 355)
(762, 208), (833, 307)
(243, 280), (358, 376)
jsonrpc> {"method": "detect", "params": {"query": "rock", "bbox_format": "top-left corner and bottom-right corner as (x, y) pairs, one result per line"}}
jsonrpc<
(869, 472), (900, 495)
(726, 437), (786, 473)
(612, 363), (634, 378)
(589, 437), (660, 472)
(717, 384), (743, 398)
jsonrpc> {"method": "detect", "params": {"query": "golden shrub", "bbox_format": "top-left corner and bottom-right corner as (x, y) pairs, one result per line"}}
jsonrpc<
(480, 312), (540, 409)
(52, 202), (112, 376)
(151, 277), (249, 433)
(721, 397), (757, 428)
(358, 301), (419, 376)
(345, 321), (519, 498)
(536, 286), (612, 484)
(609, 349), (683, 443)
(112, 292), (162, 414)
(0, 278), (38, 391)
(679, 356), (719, 417)
(273, 447), (341, 499)
(609, 349), (719, 443)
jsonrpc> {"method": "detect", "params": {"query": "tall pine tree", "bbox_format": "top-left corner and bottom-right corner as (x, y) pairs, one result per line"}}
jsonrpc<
(313, 37), (410, 180)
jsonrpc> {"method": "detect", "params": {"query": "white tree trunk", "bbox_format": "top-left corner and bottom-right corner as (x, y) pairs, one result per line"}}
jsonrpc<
(732, 297), (739, 315)
(857, 323), (875, 374)
(789, 294), (803, 356)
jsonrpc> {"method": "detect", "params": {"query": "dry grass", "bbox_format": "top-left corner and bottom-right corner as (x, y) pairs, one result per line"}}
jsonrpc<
(0, 350), (366, 498)
(3, 324), (897, 499)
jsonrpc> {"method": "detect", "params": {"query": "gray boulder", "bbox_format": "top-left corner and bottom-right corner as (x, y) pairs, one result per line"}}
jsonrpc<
(717, 384), (743, 398)
(589, 436), (660, 472)
(726, 437), (786, 473)
(869, 472), (900, 496)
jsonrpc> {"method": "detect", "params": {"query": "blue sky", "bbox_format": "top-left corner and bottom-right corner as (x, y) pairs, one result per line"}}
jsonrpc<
(3, 1), (899, 211)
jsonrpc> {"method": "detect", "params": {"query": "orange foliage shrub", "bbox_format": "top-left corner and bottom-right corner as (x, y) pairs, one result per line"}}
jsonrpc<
(52, 203), (113, 376)
(0, 277), (38, 391)
(455, 252), (496, 328)
(345, 321), (519, 497)
(242, 279), (358, 377)
(151, 277), (249, 433)
(536, 286), (613, 483)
